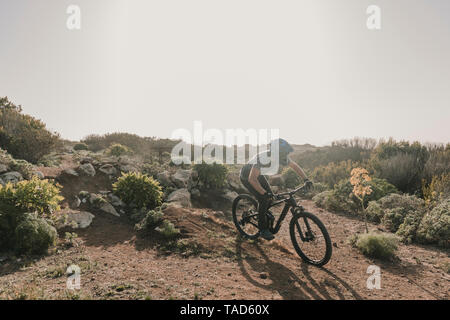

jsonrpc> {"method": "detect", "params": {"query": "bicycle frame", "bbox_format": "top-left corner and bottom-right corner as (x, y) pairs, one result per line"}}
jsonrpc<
(266, 185), (307, 234)
(267, 194), (299, 234)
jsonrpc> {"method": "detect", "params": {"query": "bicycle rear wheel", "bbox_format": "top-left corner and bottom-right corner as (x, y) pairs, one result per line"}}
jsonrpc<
(232, 194), (260, 239)
(289, 210), (332, 266)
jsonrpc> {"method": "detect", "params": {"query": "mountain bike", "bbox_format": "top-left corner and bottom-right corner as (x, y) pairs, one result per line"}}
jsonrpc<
(232, 183), (332, 266)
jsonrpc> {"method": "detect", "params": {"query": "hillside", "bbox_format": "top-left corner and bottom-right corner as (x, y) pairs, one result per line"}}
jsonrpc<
(0, 151), (448, 300)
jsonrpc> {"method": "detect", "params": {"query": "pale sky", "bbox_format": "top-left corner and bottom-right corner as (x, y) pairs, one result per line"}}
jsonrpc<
(1, 0), (449, 146)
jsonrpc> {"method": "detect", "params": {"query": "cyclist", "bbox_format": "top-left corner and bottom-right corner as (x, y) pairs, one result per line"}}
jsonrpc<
(239, 138), (312, 240)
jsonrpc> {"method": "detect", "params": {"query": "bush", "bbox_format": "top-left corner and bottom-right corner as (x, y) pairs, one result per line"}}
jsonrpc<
(155, 220), (180, 239)
(0, 97), (61, 163)
(303, 182), (328, 199)
(422, 173), (450, 207)
(371, 139), (429, 194)
(113, 172), (163, 209)
(416, 199), (450, 247)
(107, 143), (131, 157)
(0, 148), (34, 179)
(73, 143), (89, 151)
(193, 162), (228, 189)
(313, 176), (398, 215)
(0, 178), (62, 252)
(353, 232), (398, 260)
(365, 193), (426, 243)
(142, 163), (169, 179)
(367, 178), (398, 203)
(282, 167), (301, 189)
(14, 213), (57, 255)
(135, 209), (165, 232)
(290, 137), (376, 170)
(11, 177), (63, 217)
(312, 160), (357, 188)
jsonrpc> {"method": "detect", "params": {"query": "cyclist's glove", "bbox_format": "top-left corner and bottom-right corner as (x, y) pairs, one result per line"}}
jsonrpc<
(264, 192), (274, 200)
(304, 179), (313, 191)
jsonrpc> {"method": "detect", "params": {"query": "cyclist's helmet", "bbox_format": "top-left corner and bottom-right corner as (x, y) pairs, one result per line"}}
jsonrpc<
(270, 138), (294, 153)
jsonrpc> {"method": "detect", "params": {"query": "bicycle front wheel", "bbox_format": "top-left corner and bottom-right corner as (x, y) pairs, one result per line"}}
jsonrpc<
(289, 211), (332, 266)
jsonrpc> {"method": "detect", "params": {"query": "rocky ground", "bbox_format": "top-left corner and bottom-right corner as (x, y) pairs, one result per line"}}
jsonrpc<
(0, 151), (449, 300)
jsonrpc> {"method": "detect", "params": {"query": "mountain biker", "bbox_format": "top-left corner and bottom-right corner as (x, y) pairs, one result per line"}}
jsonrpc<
(239, 138), (312, 240)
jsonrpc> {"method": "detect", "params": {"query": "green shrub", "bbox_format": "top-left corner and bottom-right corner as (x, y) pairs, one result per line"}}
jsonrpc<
(313, 177), (397, 215)
(142, 163), (169, 179)
(422, 173), (450, 207)
(312, 190), (333, 209)
(367, 178), (398, 203)
(370, 139), (429, 194)
(365, 193), (426, 243)
(282, 167), (301, 189)
(14, 213), (57, 255)
(193, 162), (228, 189)
(0, 203), (26, 250)
(135, 209), (165, 231)
(113, 172), (163, 209)
(290, 137), (376, 170)
(416, 199), (450, 247)
(422, 144), (450, 182)
(155, 220), (180, 239)
(312, 160), (357, 188)
(353, 232), (398, 260)
(0, 97), (61, 163)
(0, 148), (34, 179)
(0, 178), (62, 252)
(11, 177), (63, 217)
(73, 143), (89, 151)
(107, 143), (131, 157)
(82, 132), (147, 153)
(303, 182), (328, 199)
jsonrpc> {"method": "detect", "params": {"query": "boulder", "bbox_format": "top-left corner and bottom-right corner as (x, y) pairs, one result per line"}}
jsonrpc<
(156, 171), (174, 188)
(1, 171), (23, 184)
(226, 172), (247, 193)
(107, 193), (125, 208)
(0, 164), (8, 174)
(33, 171), (45, 179)
(80, 157), (93, 164)
(98, 202), (120, 217)
(167, 188), (192, 208)
(62, 168), (79, 177)
(99, 164), (117, 176)
(89, 193), (103, 205)
(221, 189), (239, 203)
(77, 163), (96, 177)
(190, 188), (201, 198)
(57, 209), (95, 229)
(71, 196), (81, 208)
(269, 174), (285, 187)
(171, 169), (192, 188)
(119, 164), (138, 173)
(88, 193), (120, 216)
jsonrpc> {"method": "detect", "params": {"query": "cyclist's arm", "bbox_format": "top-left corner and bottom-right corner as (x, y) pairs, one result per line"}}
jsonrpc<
(288, 160), (308, 180)
(248, 166), (267, 196)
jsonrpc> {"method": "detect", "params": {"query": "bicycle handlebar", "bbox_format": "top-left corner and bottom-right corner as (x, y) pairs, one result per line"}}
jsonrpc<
(275, 183), (309, 199)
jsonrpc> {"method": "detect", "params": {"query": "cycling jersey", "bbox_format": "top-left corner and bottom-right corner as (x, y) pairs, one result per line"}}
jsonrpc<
(240, 150), (291, 180)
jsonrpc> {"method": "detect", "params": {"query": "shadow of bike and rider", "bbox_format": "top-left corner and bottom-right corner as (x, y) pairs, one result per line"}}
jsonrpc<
(235, 238), (363, 300)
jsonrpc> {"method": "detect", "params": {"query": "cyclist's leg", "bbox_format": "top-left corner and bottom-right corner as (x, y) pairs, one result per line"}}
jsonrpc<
(256, 175), (272, 231)
(240, 175), (268, 227)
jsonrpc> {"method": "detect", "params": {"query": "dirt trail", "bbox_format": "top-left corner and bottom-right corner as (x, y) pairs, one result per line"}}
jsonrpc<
(0, 198), (448, 300)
